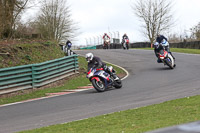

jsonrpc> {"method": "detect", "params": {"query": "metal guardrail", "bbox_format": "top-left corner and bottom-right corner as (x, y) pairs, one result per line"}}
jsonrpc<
(0, 55), (79, 95)
(96, 41), (200, 49)
(80, 46), (96, 49)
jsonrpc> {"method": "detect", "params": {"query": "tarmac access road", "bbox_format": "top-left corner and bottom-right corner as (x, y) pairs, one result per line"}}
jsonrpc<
(0, 49), (200, 133)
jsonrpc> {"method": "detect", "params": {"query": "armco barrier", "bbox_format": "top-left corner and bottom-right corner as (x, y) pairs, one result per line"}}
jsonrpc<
(96, 42), (151, 49)
(0, 55), (79, 95)
(80, 46), (96, 49)
(170, 41), (200, 49)
(96, 41), (200, 49)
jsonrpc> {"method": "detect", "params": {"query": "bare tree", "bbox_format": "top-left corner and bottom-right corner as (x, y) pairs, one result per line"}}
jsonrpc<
(36, 0), (77, 43)
(132, 0), (174, 44)
(0, 0), (34, 39)
(190, 22), (200, 41)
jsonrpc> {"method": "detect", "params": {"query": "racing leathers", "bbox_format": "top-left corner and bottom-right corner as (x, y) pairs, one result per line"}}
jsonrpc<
(154, 35), (175, 63)
(102, 34), (110, 46)
(122, 34), (129, 40)
(66, 40), (72, 51)
(87, 56), (118, 80)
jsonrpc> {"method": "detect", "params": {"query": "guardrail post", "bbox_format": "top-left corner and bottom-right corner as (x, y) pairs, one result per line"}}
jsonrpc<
(31, 65), (36, 88)
(73, 55), (77, 73)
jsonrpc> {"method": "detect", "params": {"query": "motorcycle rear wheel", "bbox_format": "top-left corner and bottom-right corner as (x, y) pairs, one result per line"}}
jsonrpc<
(92, 79), (106, 92)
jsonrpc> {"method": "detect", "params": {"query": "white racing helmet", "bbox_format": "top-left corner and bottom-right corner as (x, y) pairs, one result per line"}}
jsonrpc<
(85, 53), (94, 62)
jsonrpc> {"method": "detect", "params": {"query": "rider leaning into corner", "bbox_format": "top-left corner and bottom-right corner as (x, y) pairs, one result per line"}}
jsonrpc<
(154, 34), (176, 63)
(85, 53), (119, 80)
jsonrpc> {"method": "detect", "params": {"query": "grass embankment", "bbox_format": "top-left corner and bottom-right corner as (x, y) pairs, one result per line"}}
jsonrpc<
(0, 41), (64, 68)
(19, 95), (200, 133)
(133, 47), (200, 54)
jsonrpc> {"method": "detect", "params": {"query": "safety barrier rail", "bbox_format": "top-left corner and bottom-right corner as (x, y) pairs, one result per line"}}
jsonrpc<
(0, 55), (79, 95)
(96, 41), (200, 49)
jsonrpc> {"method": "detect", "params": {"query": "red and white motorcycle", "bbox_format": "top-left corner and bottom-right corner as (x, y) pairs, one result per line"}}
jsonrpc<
(87, 66), (122, 92)
(103, 37), (110, 49)
(155, 40), (175, 69)
(122, 39), (129, 50)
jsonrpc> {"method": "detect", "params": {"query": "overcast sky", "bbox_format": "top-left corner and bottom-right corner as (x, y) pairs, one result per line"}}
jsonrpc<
(65, 0), (200, 46)
(23, 0), (200, 46)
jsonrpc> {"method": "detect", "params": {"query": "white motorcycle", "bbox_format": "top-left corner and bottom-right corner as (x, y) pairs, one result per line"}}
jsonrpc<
(122, 39), (129, 50)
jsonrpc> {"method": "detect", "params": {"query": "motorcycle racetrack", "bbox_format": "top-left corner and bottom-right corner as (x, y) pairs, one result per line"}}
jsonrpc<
(0, 49), (200, 133)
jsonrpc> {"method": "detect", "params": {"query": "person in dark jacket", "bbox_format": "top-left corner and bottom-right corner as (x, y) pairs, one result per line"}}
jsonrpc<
(121, 33), (129, 49)
(66, 40), (72, 51)
(122, 33), (129, 40)
(85, 53), (118, 80)
(156, 34), (167, 44)
(154, 34), (175, 64)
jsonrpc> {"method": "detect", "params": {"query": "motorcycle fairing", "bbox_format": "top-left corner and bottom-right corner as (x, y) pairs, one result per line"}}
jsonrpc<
(91, 77), (100, 81)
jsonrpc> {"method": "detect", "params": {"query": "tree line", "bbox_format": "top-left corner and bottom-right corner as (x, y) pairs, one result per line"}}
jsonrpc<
(0, 0), (199, 44)
(132, 0), (200, 43)
(0, 0), (77, 43)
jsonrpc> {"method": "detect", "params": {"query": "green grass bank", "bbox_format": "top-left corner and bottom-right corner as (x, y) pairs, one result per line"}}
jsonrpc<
(18, 95), (200, 133)
(132, 47), (200, 54)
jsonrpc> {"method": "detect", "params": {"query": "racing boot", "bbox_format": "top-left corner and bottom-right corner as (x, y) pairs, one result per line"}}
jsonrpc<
(168, 52), (175, 60)
(112, 74), (119, 80)
(157, 58), (162, 63)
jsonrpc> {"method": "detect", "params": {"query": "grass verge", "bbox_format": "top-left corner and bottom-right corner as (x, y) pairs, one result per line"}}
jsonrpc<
(132, 48), (200, 54)
(0, 56), (126, 105)
(18, 95), (200, 133)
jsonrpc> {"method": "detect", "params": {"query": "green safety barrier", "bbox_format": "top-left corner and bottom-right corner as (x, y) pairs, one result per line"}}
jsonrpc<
(0, 55), (79, 95)
(80, 46), (96, 49)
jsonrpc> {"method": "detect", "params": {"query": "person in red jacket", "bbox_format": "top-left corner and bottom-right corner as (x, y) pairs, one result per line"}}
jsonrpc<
(103, 33), (110, 40)
(102, 33), (111, 49)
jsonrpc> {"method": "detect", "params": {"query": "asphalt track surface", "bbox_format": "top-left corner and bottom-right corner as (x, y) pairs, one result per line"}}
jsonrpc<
(0, 49), (200, 133)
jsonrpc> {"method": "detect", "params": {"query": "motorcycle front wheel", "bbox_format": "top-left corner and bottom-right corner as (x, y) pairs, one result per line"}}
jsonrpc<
(126, 44), (129, 49)
(165, 54), (174, 69)
(92, 79), (106, 92)
(113, 77), (122, 89)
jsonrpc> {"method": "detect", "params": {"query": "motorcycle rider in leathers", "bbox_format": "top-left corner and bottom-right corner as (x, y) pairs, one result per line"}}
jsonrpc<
(121, 33), (129, 49)
(86, 53), (119, 80)
(122, 33), (129, 42)
(102, 33), (111, 46)
(154, 34), (175, 63)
